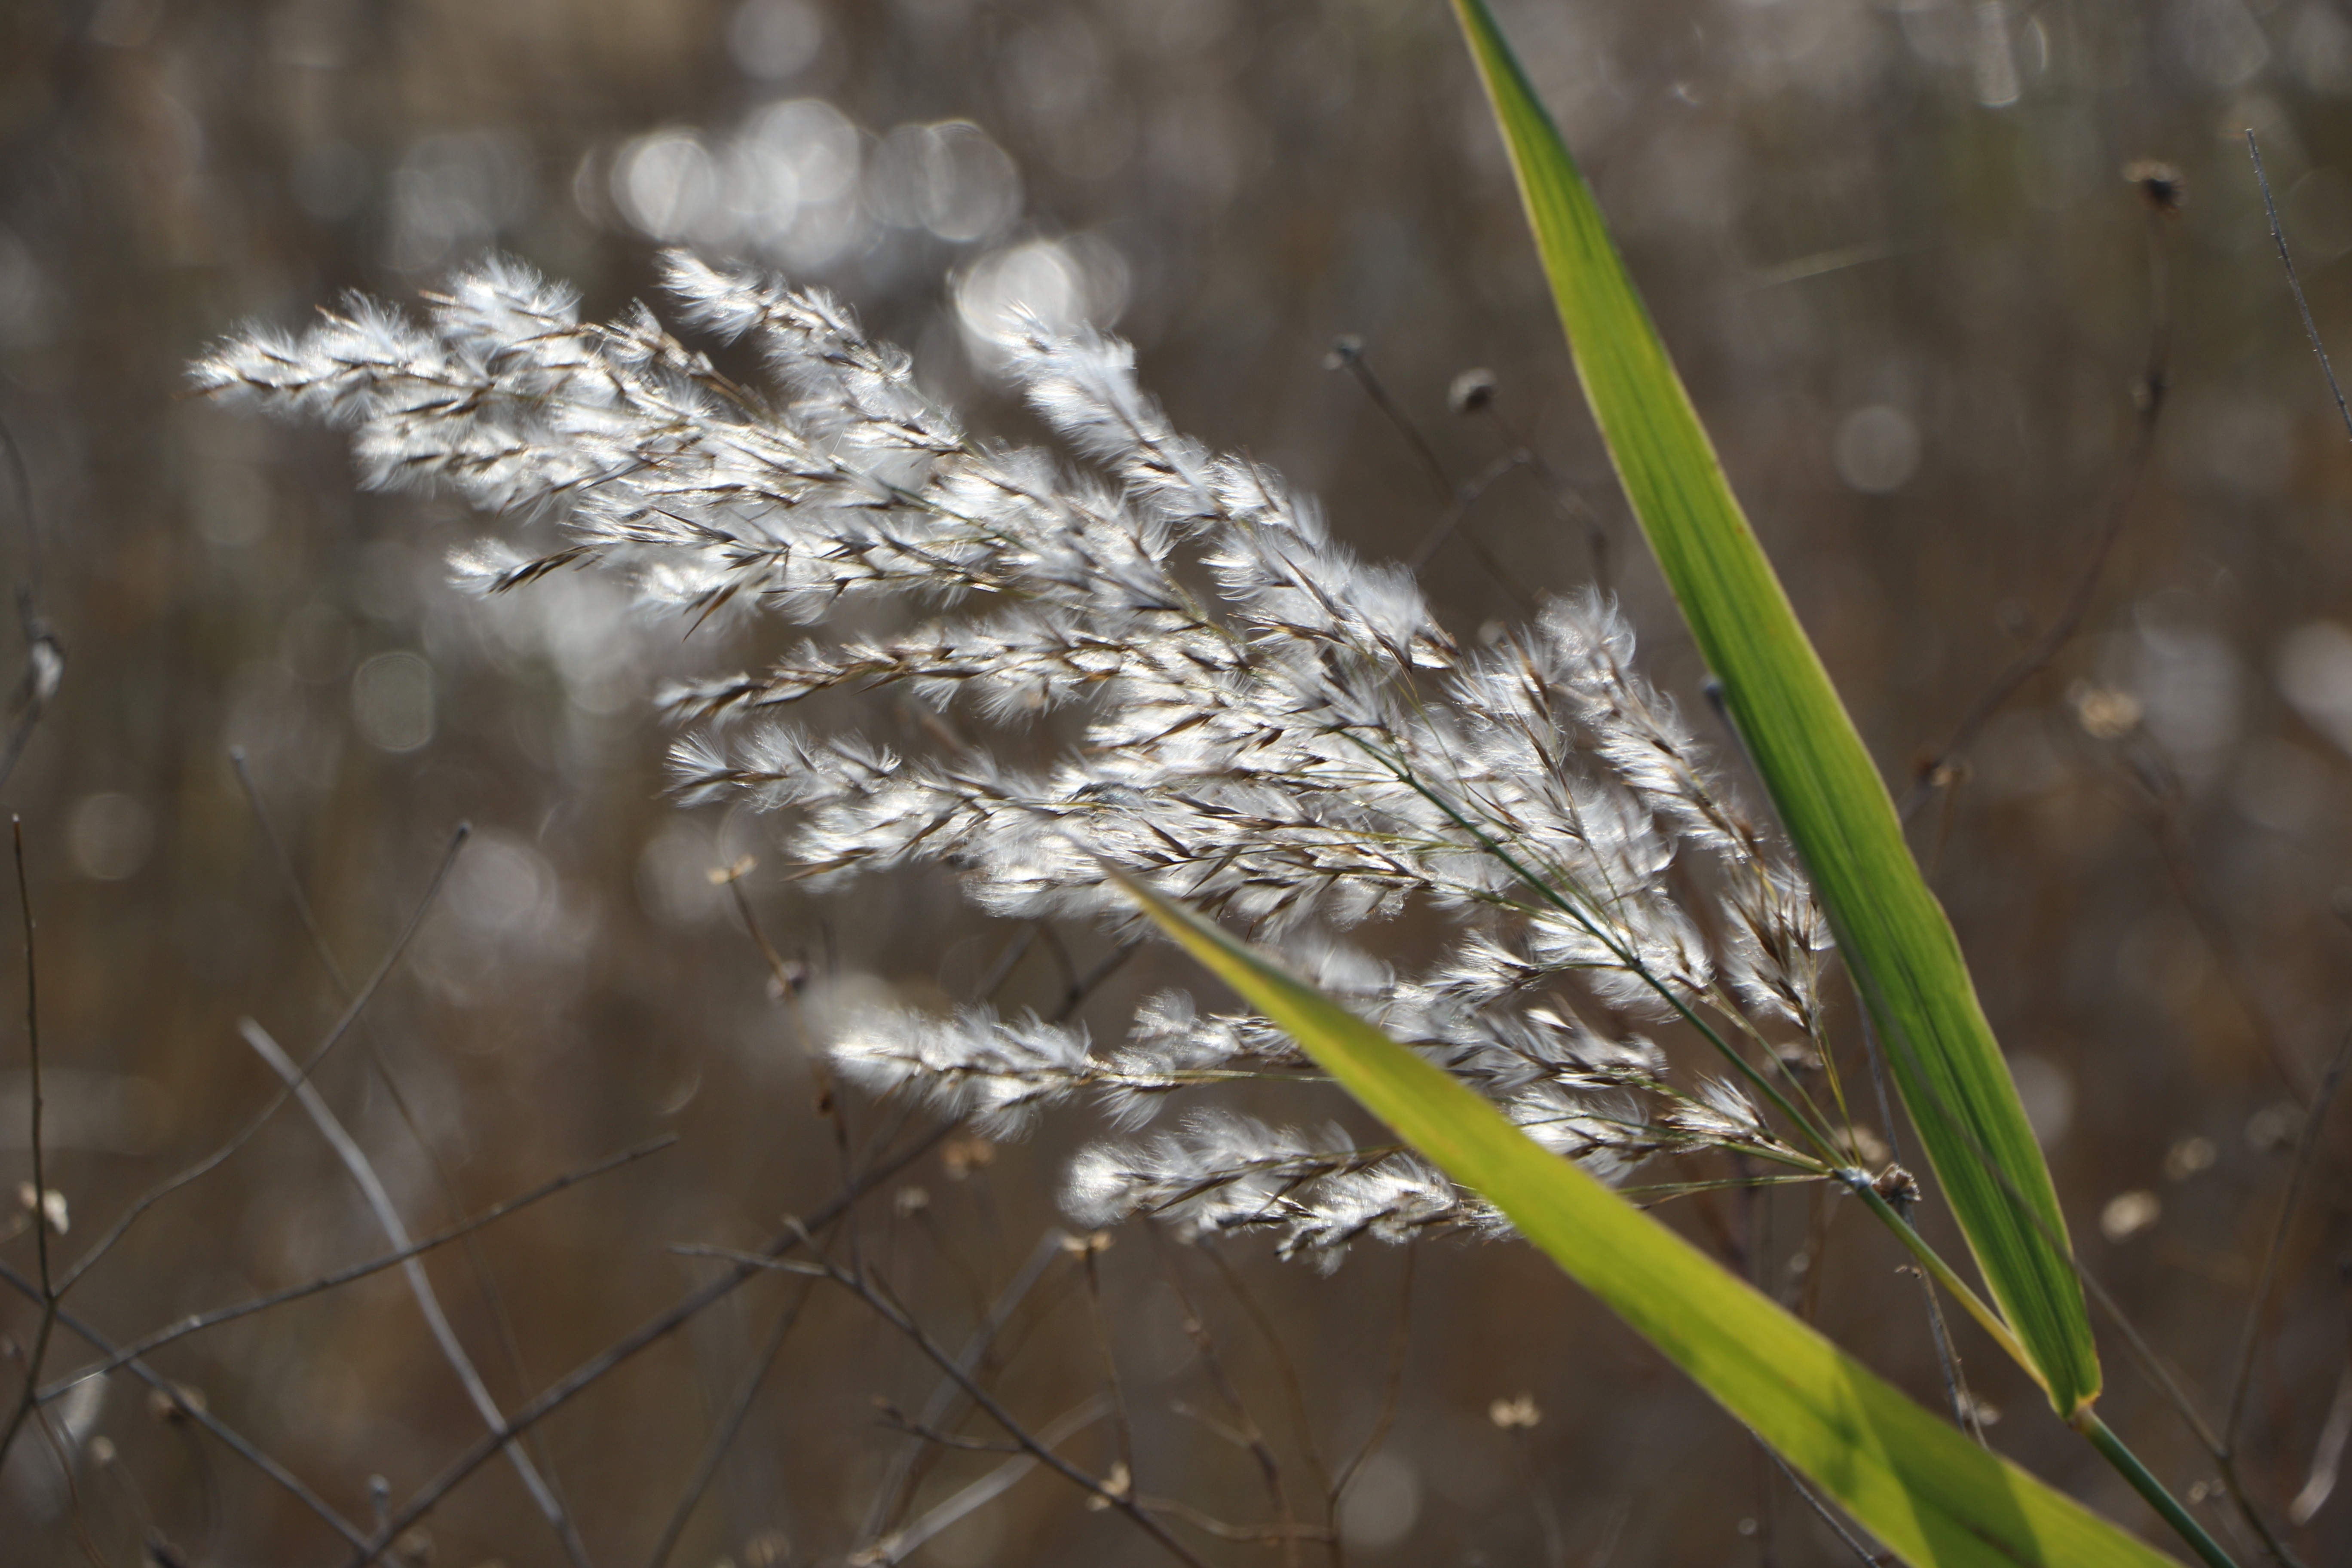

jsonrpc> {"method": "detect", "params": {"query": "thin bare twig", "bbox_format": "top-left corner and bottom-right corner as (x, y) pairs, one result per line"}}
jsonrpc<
(1052, 939), (1141, 1026)
(0, 817), (53, 1469)
(2251, 130), (2352, 444)
(1465, 384), (1611, 588)
(2290, 1363), (2352, 1525)
(1198, 1244), (1340, 1568)
(1077, 1233), (1136, 1496)
(0, 419), (61, 797)
(1902, 168), (2175, 821)
(1132, 1493), (1334, 1547)
(855, 1228), (1066, 1554)
(737, 1241), (1212, 1568)
(641, 1272), (822, 1568)
(1869, 979), (2300, 1563)
(37, 1137), (673, 1395)
(1326, 337), (1453, 506)
(974, 921), (1042, 1004)
(719, 864), (855, 1194)
(25, 1393), (111, 1568)
(1853, 1007), (1982, 1443)
(1161, 1252), (1298, 1568)
(2139, 759), (2318, 1104)
(346, 1118), (959, 1566)
(1327, 336), (1538, 615)
(0, 1256), (370, 1550)
(232, 752), (577, 1524)
(238, 1019), (593, 1568)
(58, 824), (472, 1298)
(1758, 1439), (1888, 1565)
(2227, 1031), (2352, 1456)
(1406, 448), (1529, 573)
(1500, 1418), (1565, 1568)
(1329, 1243), (1414, 1504)
(854, 1396), (1112, 1567)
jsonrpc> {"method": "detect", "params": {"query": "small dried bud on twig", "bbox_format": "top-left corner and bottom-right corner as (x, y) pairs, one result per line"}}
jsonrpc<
(2122, 159), (2185, 214)
(1488, 1392), (1542, 1430)
(941, 1135), (996, 1180)
(147, 1383), (206, 1423)
(1085, 1461), (1133, 1510)
(15, 1179), (67, 1234)
(2070, 681), (2143, 740)
(1448, 367), (1498, 415)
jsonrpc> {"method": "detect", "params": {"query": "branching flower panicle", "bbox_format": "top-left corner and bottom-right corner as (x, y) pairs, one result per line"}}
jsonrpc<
(195, 249), (1840, 1264)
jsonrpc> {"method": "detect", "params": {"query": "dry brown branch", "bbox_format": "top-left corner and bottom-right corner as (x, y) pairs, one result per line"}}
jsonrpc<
(343, 1118), (958, 1566)
(0, 818), (55, 1471)
(37, 1138), (673, 1396)
(55, 824), (474, 1300)
(707, 1238), (1211, 1568)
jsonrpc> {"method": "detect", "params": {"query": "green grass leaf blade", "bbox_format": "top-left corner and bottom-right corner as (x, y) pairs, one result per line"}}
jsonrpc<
(1109, 868), (2174, 1568)
(1449, 0), (2100, 1416)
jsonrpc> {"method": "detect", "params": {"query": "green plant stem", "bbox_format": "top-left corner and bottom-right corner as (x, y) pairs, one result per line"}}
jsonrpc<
(1856, 1127), (2239, 1565)
(2077, 1412), (2238, 1568)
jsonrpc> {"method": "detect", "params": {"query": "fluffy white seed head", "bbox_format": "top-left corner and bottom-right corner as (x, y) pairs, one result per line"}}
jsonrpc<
(196, 250), (1840, 1266)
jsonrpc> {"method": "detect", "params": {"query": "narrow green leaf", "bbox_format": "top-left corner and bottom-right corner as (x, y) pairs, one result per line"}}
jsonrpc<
(1450, 0), (2100, 1417)
(1110, 868), (2174, 1568)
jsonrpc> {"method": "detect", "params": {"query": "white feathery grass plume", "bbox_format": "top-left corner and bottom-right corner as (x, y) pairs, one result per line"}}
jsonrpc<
(195, 248), (1844, 1264)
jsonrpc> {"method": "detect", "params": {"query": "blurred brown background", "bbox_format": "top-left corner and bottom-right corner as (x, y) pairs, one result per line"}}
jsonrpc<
(4, 0), (2352, 1563)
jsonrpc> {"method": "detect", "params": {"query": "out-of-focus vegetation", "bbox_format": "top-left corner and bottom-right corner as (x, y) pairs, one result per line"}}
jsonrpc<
(5, 0), (2352, 1564)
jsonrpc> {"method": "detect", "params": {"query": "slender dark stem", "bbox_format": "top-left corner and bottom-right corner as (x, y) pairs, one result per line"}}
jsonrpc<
(2144, 772), (2318, 1103)
(1855, 1006), (1981, 1442)
(1502, 1424), (1567, 1568)
(1327, 338), (1454, 506)
(1161, 1255), (1298, 1568)
(38, 1138), (674, 1396)
(2251, 129), (2352, 444)
(723, 868), (855, 1194)
(1078, 1237), (1136, 1495)
(1053, 939), (1139, 1025)
(974, 921), (1041, 1003)
(2228, 1030), (2351, 1448)
(57, 823), (470, 1297)
(1865, 989), (2280, 1563)
(1902, 181), (2171, 821)
(1476, 396), (1611, 591)
(0, 418), (38, 605)
(640, 1274), (820, 1568)
(1197, 1244), (1341, 1568)
(1756, 1441), (1886, 1565)
(1330, 337), (1537, 614)
(0, 418), (58, 799)
(0, 816), (52, 1469)
(1330, 1243), (1414, 1505)
(346, 1119), (958, 1566)
(1406, 448), (1526, 571)
(232, 752), (580, 1538)
(0, 1256), (369, 1550)
(855, 1228), (1066, 1552)
(793, 1249), (1212, 1568)
(2217, 1029), (2352, 1557)
(864, 1396), (1115, 1564)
